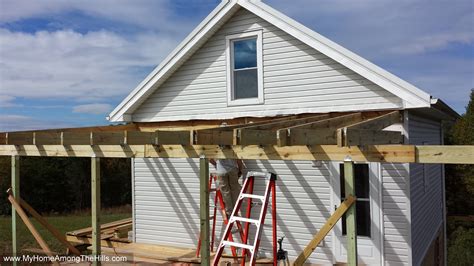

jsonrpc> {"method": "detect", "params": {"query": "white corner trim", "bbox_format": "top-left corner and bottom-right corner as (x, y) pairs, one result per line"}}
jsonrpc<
(225, 30), (264, 106)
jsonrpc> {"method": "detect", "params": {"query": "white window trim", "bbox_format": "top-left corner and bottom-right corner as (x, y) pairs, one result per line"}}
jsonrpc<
(226, 30), (264, 106)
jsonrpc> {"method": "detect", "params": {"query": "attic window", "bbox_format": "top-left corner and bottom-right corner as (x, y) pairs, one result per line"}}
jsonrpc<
(226, 31), (263, 106)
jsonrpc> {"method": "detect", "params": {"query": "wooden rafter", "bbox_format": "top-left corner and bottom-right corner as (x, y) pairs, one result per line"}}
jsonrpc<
(277, 112), (368, 146)
(236, 114), (330, 145)
(194, 115), (299, 145)
(337, 111), (402, 146)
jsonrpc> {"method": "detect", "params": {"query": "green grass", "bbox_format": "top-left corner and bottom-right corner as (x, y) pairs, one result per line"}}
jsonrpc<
(0, 212), (130, 255)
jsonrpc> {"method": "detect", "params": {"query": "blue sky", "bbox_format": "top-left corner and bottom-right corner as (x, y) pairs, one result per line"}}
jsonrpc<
(0, 0), (473, 131)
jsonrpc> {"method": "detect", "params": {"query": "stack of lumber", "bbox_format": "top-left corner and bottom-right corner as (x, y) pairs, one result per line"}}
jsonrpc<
(67, 218), (132, 241)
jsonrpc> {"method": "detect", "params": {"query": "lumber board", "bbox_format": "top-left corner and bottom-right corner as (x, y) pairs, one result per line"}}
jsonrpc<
(0, 133), (7, 145)
(7, 132), (34, 145)
(199, 157), (210, 265)
(0, 144), (418, 163)
(156, 130), (191, 145)
(34, 132), (62, 145)
(342, 129), (403, 146)
(284, 113), (364, 130)
(91, 157), (101, 262)
(14, 193), (81, 256)
(238, 129), (278, 145)
(416, 145), (474, 164)
(68, 218), (132, 236)
(195, 129), (234, 145)
(294, 196), (356, 266)
(284, 128), (336, 146)
(7, 194), (59, 265)
(344, 160), (357, 266)
(11, 156), (20, 260)
(343, 110), (401, 131)
(236, 114), (329, 131)
(126, 131), (156, 145)
(92, 132), (125, 145)
(62, 132), (91, 145)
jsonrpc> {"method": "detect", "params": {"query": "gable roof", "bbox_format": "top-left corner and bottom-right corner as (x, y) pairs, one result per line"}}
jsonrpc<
(108, 0), (432, 122)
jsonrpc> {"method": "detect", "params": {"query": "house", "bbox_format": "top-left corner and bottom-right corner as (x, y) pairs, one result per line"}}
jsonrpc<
(10, 0), (456, 265)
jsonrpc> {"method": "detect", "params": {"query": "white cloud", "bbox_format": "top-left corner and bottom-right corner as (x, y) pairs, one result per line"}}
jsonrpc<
(73, 103), (112, 115)
(0, 28), (180, 102)
(0, 114), (72, 131)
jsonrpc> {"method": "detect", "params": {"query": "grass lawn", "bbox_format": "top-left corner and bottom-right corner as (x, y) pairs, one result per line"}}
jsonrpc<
(0, 212), (130, 255)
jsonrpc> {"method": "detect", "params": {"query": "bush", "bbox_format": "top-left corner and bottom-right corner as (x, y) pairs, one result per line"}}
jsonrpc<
(448, 227), (474, 266)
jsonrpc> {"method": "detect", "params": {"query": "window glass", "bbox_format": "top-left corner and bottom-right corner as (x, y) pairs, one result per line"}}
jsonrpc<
(339, 163), (371, 237)
(232, 38), (258, 100)
(233, 38), (257, 69)
(234, 69), (258, 99)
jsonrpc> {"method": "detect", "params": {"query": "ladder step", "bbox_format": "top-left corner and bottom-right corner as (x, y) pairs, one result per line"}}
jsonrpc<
(240, 194), (265, 201)
(231, 216), (259, 224)
(222, 241), (254, 251)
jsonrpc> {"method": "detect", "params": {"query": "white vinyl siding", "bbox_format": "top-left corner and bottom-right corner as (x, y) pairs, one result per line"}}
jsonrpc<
(408, 113), (443, 266)
(382, 163), (411, 265)
(132, 8), (402, 122)
(133, 158), (334, 264)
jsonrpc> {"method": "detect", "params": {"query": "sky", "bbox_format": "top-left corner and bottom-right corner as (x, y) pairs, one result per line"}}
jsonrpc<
(0, 0), (473, 131)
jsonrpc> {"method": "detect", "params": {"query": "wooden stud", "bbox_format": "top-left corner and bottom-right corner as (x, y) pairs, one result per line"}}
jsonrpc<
(11, 155), (19, 263)
(91, 157), (101, 265)
(344, 159), (357, 266)
(156, 130), (191, 145)
(199, 156), (210, 265)
(7, 193), (59, 265)
(294, 195), (356, 266)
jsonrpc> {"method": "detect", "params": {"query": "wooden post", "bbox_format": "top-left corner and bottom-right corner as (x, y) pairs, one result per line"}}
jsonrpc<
(344, 158), (357, 266)
(199, 156), (210, 266)
(11, 155), (19, 264)
(91, 157), (101, 265)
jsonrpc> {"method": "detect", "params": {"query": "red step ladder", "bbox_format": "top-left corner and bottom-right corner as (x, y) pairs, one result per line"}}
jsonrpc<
(213, 171), (277, 266)
(196, 173), (243, 258)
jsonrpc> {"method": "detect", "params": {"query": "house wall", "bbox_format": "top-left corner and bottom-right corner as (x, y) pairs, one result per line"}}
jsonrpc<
(132, 8), (402, 122)
(133, 158), (413, 265)
(408, 113), (444, 266)
(381, 163), (411, 265)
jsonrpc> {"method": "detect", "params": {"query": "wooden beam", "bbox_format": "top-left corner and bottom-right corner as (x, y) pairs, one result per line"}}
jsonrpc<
(156, 130), (191, 145)
(0, 144), (416, 162)
(340, 129), (403, 146)
(195, 129), (234, 145)
(238, 129), (278, 146)
(126, 131), (156, 145)
(8, 190), (82, 256)
(416, 145), (474, 164)
(11, 156), (19, 264)
(7, 193), (59, 265)
(238, 114), (330, 131)
(0, 133), (7, 145)
(34, 132), (62, 145)
(62, 132), (91, 145)
(294, 195), (356, 266)
(91, 132), (125, 145)
(7, 132), (34, 145)
(277, 113), (365, 146)
(344, 159), (357, 266)
(91, 157), (101, 265)
(342, 110), (401, 131)
(199, 156), (210, 266)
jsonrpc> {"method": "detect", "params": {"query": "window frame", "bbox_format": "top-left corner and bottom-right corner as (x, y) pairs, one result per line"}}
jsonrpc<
(225, 30), (264, 106)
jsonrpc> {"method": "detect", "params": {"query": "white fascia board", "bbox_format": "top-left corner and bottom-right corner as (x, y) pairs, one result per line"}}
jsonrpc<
(239, 0), (432, 109)
(108, 0), (240, 122)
